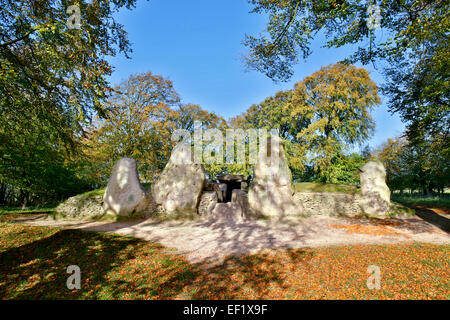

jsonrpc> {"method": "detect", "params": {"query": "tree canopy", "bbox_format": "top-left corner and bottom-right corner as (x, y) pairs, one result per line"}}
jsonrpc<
(231, 63), (380, 180)
(375, 134), (450, 194)
(0, 0), (138, 144)
(0, 0), (141, 206)
(244, 0), (449, 145)
(290, 63), (380, 172)
(85, 71), (226, 183)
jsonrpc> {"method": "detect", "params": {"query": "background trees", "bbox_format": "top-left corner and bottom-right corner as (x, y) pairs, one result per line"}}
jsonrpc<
(0, 1), (446, 206)
(0, 0), (138, 206)
(84, 71), (226, 184)
(231, 63), (380, 182)
(375, 134), (450, 195)
(289, 63), (380, 175)
(244, 0), (449, 153)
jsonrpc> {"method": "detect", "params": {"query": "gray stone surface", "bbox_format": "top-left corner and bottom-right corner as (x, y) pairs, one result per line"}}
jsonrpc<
(231, 189), (251, 219)
(103, 158), (148, 216)
(207, 202), (247, 223)
(293, 192), (362, 217)
(248, 135), (297, 217)
(151, 143), (205, 214)
(359, 161), (391, 216)
(56, 194), (104, 219)
(198, 191), (218, 216)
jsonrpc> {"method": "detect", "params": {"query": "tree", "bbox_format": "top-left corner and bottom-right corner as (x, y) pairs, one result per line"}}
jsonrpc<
(229, 63), (379, 181)
(0, 0), (140, 205)
(231, 90), (296, 139)
(85, 71), (227, 183)
(244, 0), (449, 146)
(230, 90), (307, 178)
(0, 0), (139, 142)
(383, 45), (449, 144)
(0, 110), (94, 206)
(84, 72), (181, 183)
(375, 134), (450, 194)
(318, 153), (366, 184)
(374, 136), (410, 192)
(173, 104), (227, 132)
(289, 63), (380, 173)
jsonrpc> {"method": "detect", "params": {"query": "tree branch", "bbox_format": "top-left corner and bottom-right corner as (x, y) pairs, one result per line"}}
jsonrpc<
(0, 30), (33, 48)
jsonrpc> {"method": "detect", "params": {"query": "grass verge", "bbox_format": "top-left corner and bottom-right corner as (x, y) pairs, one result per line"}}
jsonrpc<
(0, 206), (57, 215)
(392, 196), (450, 209)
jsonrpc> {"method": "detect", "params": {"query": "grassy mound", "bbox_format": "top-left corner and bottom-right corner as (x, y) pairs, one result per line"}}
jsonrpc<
(293, 182), (360, 195)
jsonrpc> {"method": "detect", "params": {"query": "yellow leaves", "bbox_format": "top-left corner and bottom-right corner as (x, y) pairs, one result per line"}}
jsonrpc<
(289, 63), (379, 167)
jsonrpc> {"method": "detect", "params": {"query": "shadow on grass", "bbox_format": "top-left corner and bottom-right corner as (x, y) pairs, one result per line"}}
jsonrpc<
(0, 228), (202, 299)
(1, 223), (448, 300)
(0, 223), (316, 300)
(413, 207), (450, 233)
(188, 249), (316, 299)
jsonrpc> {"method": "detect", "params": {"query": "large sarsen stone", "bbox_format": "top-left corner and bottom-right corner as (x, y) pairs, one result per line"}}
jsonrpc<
(103, 158), (147, 216)
(151, 143), (205, 214)
(248, 135), (297, 217)
(359, 160), (391, 216)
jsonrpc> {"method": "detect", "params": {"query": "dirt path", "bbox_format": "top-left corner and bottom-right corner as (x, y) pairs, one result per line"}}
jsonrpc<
(9, 208), (449, 265)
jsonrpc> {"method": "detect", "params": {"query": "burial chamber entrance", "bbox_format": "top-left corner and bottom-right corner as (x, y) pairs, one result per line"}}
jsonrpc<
(217, 174), (248, 202)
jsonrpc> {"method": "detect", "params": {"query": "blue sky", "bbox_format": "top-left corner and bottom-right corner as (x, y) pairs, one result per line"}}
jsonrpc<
(107, 0), (405, 150)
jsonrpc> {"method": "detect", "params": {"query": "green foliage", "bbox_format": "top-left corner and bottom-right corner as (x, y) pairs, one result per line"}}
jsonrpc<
(375, 134), (450, 194)
(0, 0), (139, 205)
(244, 0), (447, 81)
(290, 63), (380, 173)
(0, 108), (95, 206)
(244, 0), (449, 150)
(0, 0), (138, 137)
(232, 63), (379, 181)
(318, 153), (365, 185)
(84, 71), (227, 183)
(84, 71), (181, 183)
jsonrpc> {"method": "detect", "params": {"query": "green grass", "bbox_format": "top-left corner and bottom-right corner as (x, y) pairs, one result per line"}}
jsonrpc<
(392, 195), (450, 208)
(0, 205), (57, 215)
(78, 183), (151, 198)
(78, 187), (106, 197)
(294, 182), (360, 195)
(385, 202), (416, 217)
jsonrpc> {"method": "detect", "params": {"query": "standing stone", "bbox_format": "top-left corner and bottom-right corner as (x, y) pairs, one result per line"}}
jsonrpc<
(359, 160), (391, 216)
(151, 143), (205, 214)
(103, 158), (147, 216)
(198, 191), (218, 216)
(231, 189), (251, 219)
(248, 135), (297, 217)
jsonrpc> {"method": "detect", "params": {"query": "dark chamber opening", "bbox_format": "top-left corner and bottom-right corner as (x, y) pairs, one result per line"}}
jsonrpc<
(217, 174), (247, 203)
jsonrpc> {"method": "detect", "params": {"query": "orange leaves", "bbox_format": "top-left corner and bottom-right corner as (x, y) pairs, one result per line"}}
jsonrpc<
(0, 222), (448, 300)
(330, 224), (411, 238)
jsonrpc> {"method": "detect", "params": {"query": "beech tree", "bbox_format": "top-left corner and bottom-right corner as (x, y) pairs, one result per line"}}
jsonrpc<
(0, 0), (140, 205)
(288, 63), (380, 172)
(231, 63), (380, 179)
(85, 72), (226, 183)
(243, 0), (448, 149)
